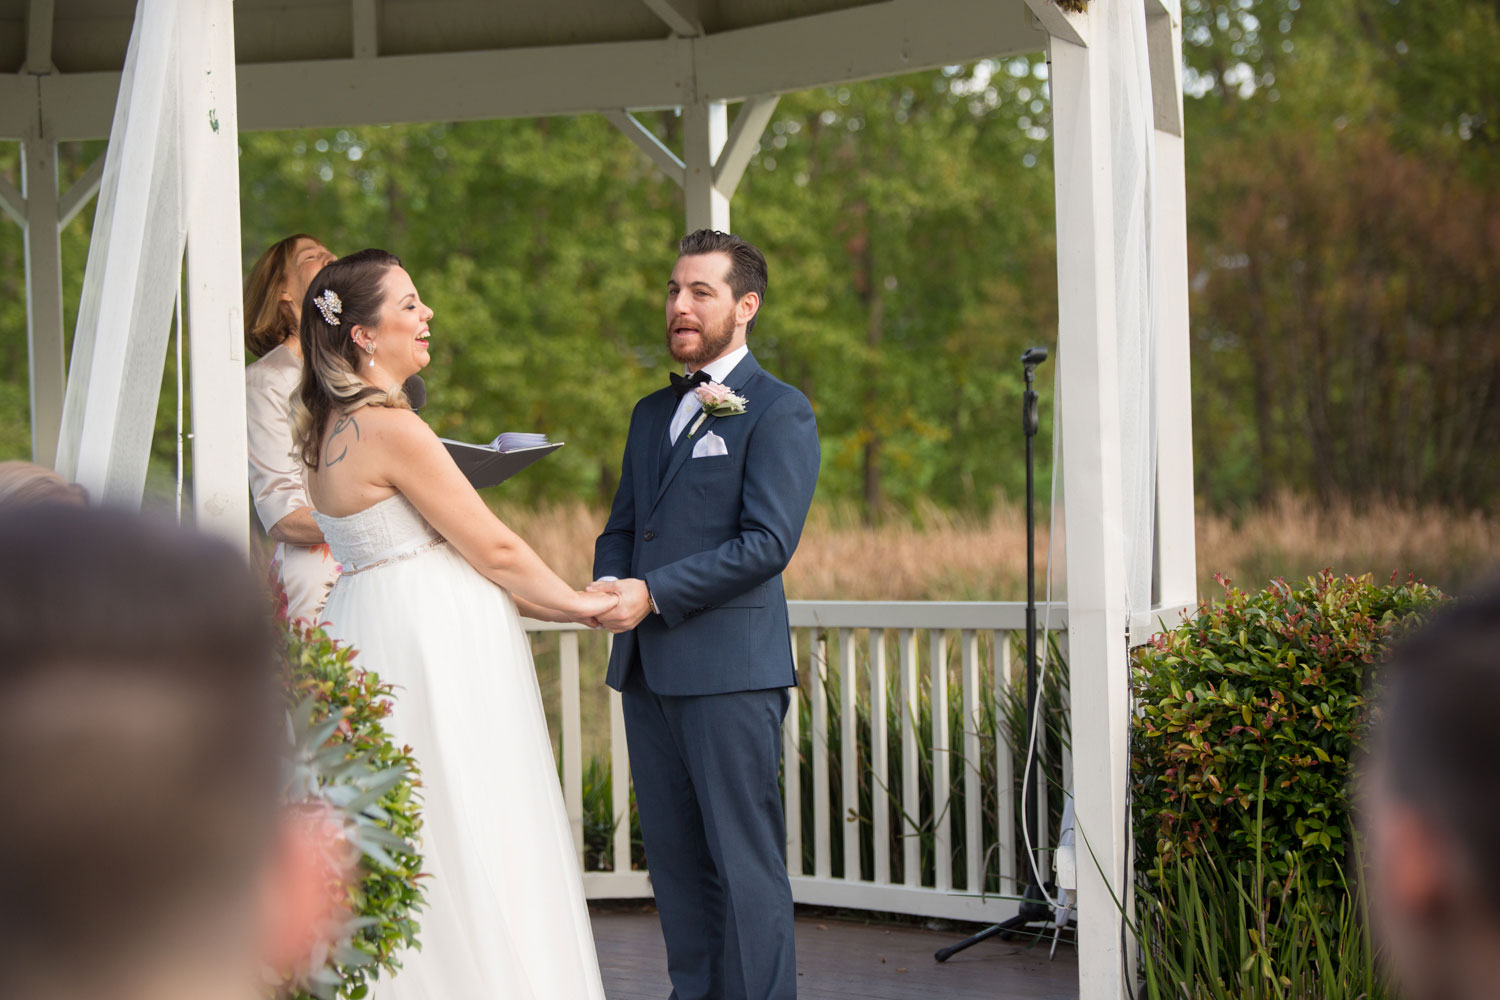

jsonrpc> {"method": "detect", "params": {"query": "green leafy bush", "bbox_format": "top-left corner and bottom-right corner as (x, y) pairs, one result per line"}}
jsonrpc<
(1131, 570), (1444, 887)
(280, 620), (427, 1000)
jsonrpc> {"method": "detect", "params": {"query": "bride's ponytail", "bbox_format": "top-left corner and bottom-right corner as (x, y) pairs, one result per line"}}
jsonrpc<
(293, 250), (412, 470)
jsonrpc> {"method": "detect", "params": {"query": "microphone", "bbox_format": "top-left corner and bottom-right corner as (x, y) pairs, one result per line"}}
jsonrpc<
(403, 374), (427, 412)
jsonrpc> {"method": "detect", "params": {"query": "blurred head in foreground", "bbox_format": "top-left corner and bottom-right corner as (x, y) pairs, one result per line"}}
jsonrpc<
(0, 460), (88, 508)
(1365, 579), (1500, 1000)
(0, 505), (279, 1000)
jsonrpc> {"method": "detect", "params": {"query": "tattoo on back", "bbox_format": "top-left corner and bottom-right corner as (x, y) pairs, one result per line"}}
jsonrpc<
(325, 414), (360, 466)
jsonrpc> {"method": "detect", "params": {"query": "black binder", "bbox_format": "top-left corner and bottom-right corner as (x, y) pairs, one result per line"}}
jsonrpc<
(440, 439), (563, 489)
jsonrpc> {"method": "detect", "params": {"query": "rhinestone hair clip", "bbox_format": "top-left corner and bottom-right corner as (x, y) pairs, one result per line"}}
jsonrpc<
(313, 289), (343, 326)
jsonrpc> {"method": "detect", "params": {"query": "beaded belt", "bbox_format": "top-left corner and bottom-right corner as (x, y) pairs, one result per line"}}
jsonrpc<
(339, 537), (447, 576)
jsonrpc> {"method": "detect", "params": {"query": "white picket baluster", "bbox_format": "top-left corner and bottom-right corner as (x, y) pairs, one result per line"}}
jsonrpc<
(961, 629), (983, 893)
(839, 627), (859, 881)
(930, 629), (951, 891)
(784, 630), (803, 874)
(561, 630), (583, 864)
(869, 629), (890, 885)
(995, 630), (1017, 889)
(812, 631), (831, 879)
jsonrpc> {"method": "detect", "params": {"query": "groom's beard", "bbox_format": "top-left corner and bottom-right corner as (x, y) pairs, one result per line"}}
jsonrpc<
(666, 311), (736, 366)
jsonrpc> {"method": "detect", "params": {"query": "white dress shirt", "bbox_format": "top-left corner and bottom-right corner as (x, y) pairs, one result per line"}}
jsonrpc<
(669, 344), (748, 445)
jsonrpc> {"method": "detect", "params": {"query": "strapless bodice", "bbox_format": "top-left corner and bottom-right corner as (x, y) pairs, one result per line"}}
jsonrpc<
(312, 494), (443, 572)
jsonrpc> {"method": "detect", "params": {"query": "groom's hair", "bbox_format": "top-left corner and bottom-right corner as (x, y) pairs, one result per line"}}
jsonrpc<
(0, 505), (280, 995)
(679, 229), (768, 334)
(1374, 579), (1500, 906)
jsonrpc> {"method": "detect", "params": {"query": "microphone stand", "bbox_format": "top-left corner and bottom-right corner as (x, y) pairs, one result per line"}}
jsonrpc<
(935, 346), (1055, 963)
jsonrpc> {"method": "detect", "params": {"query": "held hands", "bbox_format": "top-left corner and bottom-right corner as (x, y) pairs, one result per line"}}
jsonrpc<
(571, 588), (620, 626)
(585, 578), (653, 634)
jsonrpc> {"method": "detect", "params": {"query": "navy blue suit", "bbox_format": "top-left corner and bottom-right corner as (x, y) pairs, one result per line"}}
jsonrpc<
(594, 350), (819, 1000)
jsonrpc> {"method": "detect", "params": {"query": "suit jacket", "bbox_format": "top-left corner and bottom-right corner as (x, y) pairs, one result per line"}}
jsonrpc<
(594, 350), (820, 696)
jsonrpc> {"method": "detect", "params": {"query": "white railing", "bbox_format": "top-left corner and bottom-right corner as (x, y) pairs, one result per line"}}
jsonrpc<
(524, 600), (1069, 924)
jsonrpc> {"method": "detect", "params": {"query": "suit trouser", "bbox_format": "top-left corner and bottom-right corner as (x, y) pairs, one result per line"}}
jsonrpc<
(622, 660), (797, 1000)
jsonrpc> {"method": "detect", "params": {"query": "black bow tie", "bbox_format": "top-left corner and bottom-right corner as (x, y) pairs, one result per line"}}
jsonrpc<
(670, 370), (711, 398)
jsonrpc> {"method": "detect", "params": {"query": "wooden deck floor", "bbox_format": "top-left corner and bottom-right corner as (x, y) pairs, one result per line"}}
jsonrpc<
(590, 904), (1079, 1000)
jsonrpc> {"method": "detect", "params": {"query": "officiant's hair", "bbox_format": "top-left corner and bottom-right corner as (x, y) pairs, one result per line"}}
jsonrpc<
(244, 232), (320, 357)
(679, 229), (768, 334)
(1373, 579), (1500, 903)
(0, 505), (280, 995)
(293, 247), (412, 469)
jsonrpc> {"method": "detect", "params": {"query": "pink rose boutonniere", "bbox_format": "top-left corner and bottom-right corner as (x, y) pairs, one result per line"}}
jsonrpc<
(688, 382), (748, 438)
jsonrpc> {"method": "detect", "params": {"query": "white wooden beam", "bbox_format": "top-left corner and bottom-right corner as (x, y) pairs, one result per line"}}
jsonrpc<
(24, 0), (55, 74)
(1021, 0), (1088, 48)
(56, 0), (185, 505)
(1152, 4), (1196, 607)
(181, 0), (249, 548)
(713, 95), (778, 199)
(682, 100), (728, 233)
(4, 0), (1047, 142)
(1145, 0), (1183, 136)
(605, 109), (686, 188)
(22, 136), (65, 468)
(0, 173), (23, 227)
(352, 0), (378, 59)
(641, 0), (701, 37)
(58, 155), (105, 231)
(697, 0), (1046, 102)
(1048, 18), (1130, 1000)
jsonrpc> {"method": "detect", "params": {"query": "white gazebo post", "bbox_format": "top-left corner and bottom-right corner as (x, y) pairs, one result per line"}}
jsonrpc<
(1148, 0), (1197, 609)
(53, 0), (248, 549)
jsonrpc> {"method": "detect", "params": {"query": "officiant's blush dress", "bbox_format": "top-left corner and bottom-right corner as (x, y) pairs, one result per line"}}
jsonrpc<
(313, 494), (605, 1000)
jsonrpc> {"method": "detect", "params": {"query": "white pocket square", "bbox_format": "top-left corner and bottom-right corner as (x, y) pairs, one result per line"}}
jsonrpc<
(691, 430), (729, 458)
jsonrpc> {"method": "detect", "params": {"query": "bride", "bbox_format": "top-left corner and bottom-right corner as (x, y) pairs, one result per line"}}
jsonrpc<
(292, 249), (614, 999)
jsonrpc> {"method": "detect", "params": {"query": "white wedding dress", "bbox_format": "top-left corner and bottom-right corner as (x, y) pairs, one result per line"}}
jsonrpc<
(313, 494), (606, 1000)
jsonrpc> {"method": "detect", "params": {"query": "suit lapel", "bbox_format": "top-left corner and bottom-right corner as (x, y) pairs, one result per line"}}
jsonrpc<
(651, 351), (762, 512)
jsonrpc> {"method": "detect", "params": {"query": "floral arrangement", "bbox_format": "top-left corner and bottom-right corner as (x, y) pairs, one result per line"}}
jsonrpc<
(276, 615), (426, 1000)
(687, 381), (748, 438)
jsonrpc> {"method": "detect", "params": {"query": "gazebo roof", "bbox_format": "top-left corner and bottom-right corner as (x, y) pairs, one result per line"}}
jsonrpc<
(0, 0), (1050, 140)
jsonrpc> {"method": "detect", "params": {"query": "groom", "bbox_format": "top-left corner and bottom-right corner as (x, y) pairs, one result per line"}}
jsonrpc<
(591, 230), (819, 1000)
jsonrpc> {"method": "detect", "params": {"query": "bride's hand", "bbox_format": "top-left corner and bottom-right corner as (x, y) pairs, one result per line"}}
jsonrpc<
(572, 588), (619, 627)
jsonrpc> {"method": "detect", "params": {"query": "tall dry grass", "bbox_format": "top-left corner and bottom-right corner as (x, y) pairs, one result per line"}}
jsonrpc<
(494, 493), (1500, 601)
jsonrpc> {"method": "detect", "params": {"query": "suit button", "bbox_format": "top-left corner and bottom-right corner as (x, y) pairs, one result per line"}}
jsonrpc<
(643, 531), (655, 541)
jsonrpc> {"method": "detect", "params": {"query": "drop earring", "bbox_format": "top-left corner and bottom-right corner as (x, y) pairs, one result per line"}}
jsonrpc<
(366, 342), (376, 368)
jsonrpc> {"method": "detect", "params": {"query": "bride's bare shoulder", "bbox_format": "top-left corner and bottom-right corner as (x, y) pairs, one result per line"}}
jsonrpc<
(358, 405), (438, 450)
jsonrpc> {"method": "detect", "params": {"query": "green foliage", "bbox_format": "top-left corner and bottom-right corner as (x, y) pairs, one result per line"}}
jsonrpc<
(1134, 816), (1390, 1000)
(1131, 571), (1444, 888)
(280, 620), (426, 1000)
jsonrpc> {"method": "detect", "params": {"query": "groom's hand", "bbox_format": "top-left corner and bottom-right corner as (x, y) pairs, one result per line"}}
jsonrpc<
(588, 578), (653, 633)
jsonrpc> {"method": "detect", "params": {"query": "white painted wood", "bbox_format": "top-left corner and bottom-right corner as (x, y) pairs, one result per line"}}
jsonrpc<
(352, 0), (378, 59)
(682, 100), (728, 232)
(869, 630), (890, 885)
(898, 627), (920, 886)
(582, 870), (653, 898)
(838, 628), (859, 880)
(712, 95), (778, 198)
(561, 631), (585, 862)
(1020, 0), (1088, 48)
(0, 173), (24, 226)
(604, 109), (686, 188)
(696, 0), (1046, 104)
(609, 669), (634, 873)
(960, 629), (983, 892)
(21, 137), (65, 468)
(5, 0), (1051, 143)
(640, 0), (702, 37)
(783, 632), (803, 873)
(56, 0), (186, 503)
(58, 155), (105, 231)
(1145, 0), (1183, 137)
(794, 601), (1068, 631)
(788, 876), (1022, 924)
(1049, 11), (1131, 997)
(811, 632), (832, 879)
(24, 0), (55, 74)
(994, 630), (1016, 888)
(929, 630), (952, 891)
(1151, 4), (1197, 612)
(181, 0), (248, 545)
